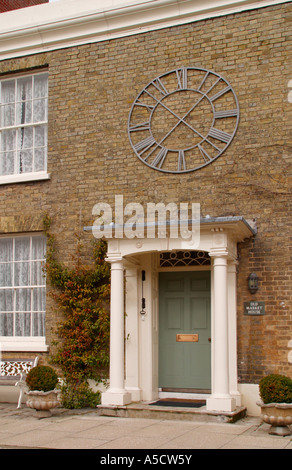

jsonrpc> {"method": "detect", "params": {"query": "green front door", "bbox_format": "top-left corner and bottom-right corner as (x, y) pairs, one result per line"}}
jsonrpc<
(159, 271), (211, 390)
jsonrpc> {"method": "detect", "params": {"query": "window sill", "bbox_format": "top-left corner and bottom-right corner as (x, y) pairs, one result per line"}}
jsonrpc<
(0, 337), (49, 352)
(0, 172), (50, 186)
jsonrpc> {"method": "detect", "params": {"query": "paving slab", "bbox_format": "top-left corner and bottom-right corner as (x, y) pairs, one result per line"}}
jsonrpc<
(0, 403), (291, 450)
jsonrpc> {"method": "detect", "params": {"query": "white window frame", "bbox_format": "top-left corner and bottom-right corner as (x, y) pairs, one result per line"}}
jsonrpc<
(0, 234), (48, 352)
(0, 71), (50, 186)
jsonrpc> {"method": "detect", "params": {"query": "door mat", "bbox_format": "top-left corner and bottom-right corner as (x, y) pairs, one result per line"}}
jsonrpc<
(150, 399), (206, 408)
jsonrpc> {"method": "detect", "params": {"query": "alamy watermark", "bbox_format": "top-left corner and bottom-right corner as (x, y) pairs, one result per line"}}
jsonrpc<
(91, 195), (200, 245)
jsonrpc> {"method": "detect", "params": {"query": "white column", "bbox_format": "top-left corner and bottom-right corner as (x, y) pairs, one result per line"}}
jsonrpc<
(125, 267), (142, 401)
(228, 260), (241, 406)
(101, 257), (131, 406)
(207, 252), (236, 412)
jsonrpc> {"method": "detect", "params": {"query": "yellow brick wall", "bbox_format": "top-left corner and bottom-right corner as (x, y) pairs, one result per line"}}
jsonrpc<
(0, 3), (291, 380)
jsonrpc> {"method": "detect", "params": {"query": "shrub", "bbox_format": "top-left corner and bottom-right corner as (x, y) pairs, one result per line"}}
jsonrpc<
(26, 366), (59, 392)
(259, 374), (292, 404)
(60, 382), (101, 409)
(43, 216), (110, 408)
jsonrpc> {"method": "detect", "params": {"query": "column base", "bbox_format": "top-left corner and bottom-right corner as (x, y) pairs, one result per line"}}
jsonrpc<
(230, 391), (242, 407)
(125, 387), (142, 402)
(101, 389), (132, 406)
(206, 396), (236, 412)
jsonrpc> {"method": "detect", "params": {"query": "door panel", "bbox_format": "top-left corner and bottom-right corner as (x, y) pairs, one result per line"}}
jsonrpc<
(166, 298), (184, 329)
(190, 298), (208, 329)
(159, 271), (211, 390)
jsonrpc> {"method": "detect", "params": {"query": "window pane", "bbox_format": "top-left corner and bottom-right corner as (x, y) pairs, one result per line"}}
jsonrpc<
(34, 125), (46, 147)
(15, 288), (31, 312)
(34, 148), (45, 172)
(1, 80), (15, 127)
(33, 312), (45, 336)
(31, 237), (46, 260)
(14, 262), (30, 286)
(0, 289), (13, 312)
(32, 287), (46, 312)
(17, 149), (33, 174)
(0, 313), (13, 336)
(0, 239), (13, 262)
(16, 77), (33, 125)
(34, 126), (47, 172)
(0, 152), (15, 176)
(15, 312), (31, 336)
(17, 77), (32, 102)
(33, 98), (47, 122)
(0, 264), (12, 287)
(1, 80), (15, 104)
(15, 237), (30, 260)
(31, 261), (45, 285)
(34, 74), (48, 99)
(1, 104), (15, 127)
(17, 127), (33, 150)
(16, 101), (32, 125)
(0, 130), (16, 175)
(1, 129), (16, 152)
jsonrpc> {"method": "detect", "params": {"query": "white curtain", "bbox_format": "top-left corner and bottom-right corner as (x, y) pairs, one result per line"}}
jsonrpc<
(1, 80), (15, 175)
(0, 236), (46, 337)
(0, 73), (48, 176)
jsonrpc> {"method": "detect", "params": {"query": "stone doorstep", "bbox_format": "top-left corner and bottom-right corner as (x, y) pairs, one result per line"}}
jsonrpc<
(96, 403), (247, 423)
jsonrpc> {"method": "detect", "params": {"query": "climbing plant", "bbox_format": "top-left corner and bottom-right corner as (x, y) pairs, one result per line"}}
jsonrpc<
(43, 215), (110, 408)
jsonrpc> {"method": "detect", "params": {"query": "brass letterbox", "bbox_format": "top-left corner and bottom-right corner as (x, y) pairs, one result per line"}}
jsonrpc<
(176, 334), (199, 342)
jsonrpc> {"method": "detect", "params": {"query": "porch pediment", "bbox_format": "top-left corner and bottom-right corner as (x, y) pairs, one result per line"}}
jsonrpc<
(85, 215), (256, 260)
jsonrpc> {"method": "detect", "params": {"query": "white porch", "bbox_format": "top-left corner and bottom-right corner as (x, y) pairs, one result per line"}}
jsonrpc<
(97, 216), (256, 414)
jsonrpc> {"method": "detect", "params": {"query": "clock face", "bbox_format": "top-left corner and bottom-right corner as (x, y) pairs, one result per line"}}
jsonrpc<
(128, 67), (239, 173)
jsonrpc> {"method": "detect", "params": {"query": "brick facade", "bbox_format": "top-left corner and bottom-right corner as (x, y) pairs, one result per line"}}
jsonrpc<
(0, 3), (291, 384)
(0, 0), (48, 13)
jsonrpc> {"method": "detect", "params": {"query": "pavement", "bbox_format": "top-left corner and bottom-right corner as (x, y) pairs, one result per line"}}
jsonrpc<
(0, 403), (291, 452)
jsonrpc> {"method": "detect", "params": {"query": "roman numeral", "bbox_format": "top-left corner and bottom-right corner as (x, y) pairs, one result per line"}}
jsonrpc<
(134, 136), (156, 153)
(197, 71), (210, 91)
(208, 127), (232, 144)
(204, 77), (221, 97)
(151, 78), (168, 97)
(152, 147), (168, 168)
(176, 68), (187, 89)
(129, 121), (150, 132)
(198, 145), (213, 163)
(214, 109), (238, 119)
(178, 150), (186, 171)
(135, 99), (155, 112)
(209, 85), (231, 102)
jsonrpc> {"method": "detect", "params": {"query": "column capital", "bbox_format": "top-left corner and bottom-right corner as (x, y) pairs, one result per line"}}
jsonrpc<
(208, 248), (237, 262)
(105, 254), (123, 264)
(208, 248), (229, 258)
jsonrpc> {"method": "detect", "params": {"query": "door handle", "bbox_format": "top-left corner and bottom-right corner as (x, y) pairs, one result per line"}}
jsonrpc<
(208, 338), (211, 342)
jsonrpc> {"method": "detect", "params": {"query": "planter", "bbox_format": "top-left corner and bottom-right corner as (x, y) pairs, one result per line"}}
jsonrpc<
(26, 389), (61, 418)
(257, 401), (292, 436)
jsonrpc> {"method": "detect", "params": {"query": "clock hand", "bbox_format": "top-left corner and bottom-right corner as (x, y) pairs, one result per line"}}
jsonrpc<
(144, 88), (207, 139)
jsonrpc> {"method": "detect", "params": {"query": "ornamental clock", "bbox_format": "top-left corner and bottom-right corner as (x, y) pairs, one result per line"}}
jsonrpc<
(128, 67), (239, 173)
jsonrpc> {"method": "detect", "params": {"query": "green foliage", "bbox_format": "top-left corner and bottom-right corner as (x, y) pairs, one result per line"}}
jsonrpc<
(60, 382), (101, 409)
(26, 365), (58, 392)
(259, 374), (292, 404)
(43, 215), (110, 408)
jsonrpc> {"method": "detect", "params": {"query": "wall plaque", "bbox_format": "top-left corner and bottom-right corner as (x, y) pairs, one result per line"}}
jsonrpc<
(244, 301), (265, 316)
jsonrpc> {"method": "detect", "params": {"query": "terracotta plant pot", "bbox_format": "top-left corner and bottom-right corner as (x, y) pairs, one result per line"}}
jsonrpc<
(26, 389), (61, 418)
(257, 401), (292, 436)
